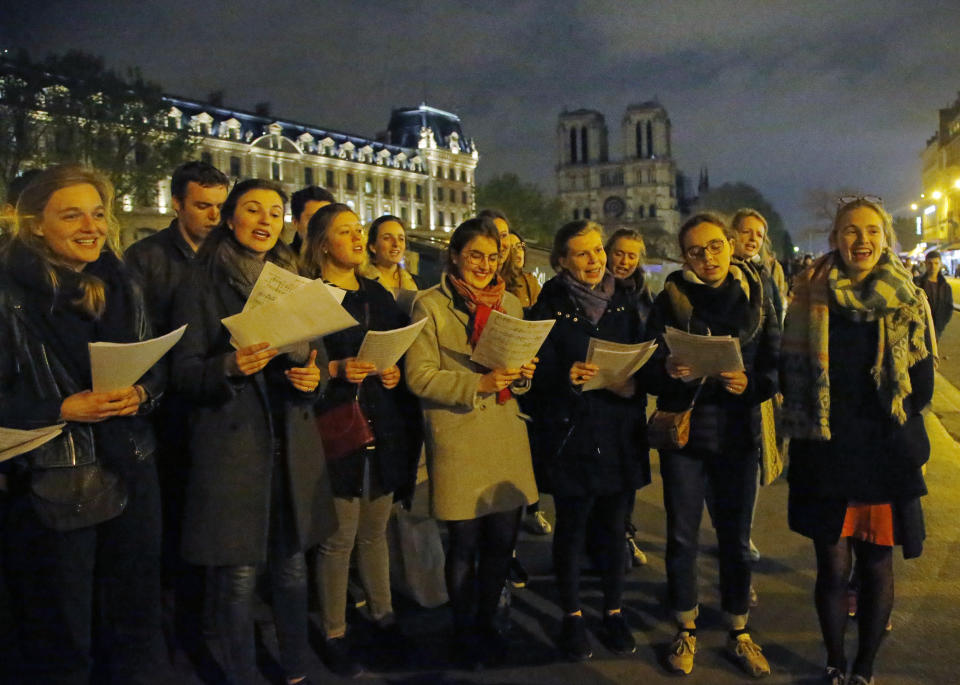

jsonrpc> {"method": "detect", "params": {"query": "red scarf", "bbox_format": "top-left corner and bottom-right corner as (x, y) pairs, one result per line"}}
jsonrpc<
(447, 274), (511, 404)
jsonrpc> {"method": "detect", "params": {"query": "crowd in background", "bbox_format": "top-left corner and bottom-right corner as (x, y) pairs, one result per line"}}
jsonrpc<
(0, 161), (939, 685)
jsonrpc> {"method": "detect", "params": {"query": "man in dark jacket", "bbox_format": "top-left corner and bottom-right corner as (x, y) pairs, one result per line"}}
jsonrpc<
(916, 250), (953, 343)
(124, 160), (228, 649)
(289, 185), (334, 254)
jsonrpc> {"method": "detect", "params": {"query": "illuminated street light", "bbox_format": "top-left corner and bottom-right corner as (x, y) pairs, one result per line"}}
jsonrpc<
(911, 203), (918, 210)
(933, 190), (943, 200)
(954, 178), (960, 189)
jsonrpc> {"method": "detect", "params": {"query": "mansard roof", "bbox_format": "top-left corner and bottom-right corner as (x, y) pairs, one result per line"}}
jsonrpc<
(385, 103), (474, 153)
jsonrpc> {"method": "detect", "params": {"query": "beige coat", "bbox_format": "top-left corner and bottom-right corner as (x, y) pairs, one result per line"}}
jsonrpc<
(406, 279), (539, 521)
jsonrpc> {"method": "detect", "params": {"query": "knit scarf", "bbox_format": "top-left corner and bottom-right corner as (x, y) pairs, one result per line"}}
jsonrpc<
(781, 249), (930, 440)
(446, 272), (511, 404)
(559, 269), (615, 325)
(662, 264), (762, 344)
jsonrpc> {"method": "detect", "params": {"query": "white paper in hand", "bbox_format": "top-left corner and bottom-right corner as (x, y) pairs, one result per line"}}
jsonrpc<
(582, 338), (658, 392)
(663, 326), (744, 380)
(356, 318), (428, 372)
(89, 324), (187, 392)
(469, 310), (554, 370)
(0, 424), (65, 462)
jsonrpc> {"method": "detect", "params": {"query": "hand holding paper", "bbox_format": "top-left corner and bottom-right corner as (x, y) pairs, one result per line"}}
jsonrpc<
(89, 324), (187, 392)
(663, 326), (743, 380)
(581, 337), (658, 392)
(355, 318), (428, 372)
(469, 310), (554, 371)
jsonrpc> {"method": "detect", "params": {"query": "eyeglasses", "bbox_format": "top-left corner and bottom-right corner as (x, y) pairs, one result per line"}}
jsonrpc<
(837, 194), (883, 207)
(463, 250), (500, 267)
(684, 239), (727, 261)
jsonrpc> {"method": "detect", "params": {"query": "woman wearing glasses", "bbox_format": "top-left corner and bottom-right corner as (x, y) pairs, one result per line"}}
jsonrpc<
(405, 216), (539, 667)
(300, 204), (421, 676)
(783, 197), (932, 685)
(524, 220), (653, 662)
(500, 231), (541, 310)
(649, 212), (779, 678)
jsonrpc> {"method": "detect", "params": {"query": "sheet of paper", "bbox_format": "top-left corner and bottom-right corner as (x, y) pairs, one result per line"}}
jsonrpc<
(222, 278), (358, 350)
(355, 318), (428, 372)
(89, 325), (187, 392)
(242, 261), (345, 311)
(663, 326), (744, 380)
(0, 424), (65, 462)
(469, 310), (555, 370)
(582, 338), (658, 392)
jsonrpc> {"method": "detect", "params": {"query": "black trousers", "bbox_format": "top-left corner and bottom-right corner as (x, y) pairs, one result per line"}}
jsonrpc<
(553, 491), (630, 614)
(4, 459), (162, 685)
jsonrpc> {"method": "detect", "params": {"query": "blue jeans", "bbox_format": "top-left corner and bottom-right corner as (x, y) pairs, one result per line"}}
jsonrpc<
(660, 448), (758, 621)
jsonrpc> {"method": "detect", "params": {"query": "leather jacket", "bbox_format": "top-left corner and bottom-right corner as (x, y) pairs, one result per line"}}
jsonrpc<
(124, 219), (197, 334)
(0, 252), (162, 472)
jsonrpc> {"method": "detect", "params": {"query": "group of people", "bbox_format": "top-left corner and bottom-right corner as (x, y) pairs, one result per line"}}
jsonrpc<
(0, 160), (934, 685)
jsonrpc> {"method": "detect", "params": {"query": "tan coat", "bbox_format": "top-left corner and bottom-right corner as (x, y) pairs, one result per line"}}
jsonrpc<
(405, 279), (539, 521)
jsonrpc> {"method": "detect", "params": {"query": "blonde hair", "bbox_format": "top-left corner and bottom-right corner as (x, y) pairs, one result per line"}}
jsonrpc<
(829, 197), (894, 249)
(550, 220), (605, 271)
(12, 165), (121, 318)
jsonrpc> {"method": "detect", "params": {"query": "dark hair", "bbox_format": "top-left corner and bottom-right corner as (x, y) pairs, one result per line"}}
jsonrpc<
(198, 178), (288, 263)
(4, 169), (43, 207)
(170, 160), (229, 201)
(478, 208), (508, 225)
(290, 185), (335, 221)
(446, 216), (500, 274)
(926, 250), (942, 261)
(604, 228), (645, 259)
(367, 214), (405, 257)
(301, 202), (356, 278)
(677, 211), (731, 251)
(550, 220), (604, 271)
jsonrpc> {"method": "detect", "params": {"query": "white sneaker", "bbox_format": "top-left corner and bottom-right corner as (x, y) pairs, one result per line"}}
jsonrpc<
(523, 510), (552, 535)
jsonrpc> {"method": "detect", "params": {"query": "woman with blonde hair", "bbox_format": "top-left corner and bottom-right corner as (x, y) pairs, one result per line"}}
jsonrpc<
(0, 165), (164, 683)
(783, 196), (933, 685)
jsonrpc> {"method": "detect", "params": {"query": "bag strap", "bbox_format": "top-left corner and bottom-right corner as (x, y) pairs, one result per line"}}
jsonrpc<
(687, 377), (706, 410)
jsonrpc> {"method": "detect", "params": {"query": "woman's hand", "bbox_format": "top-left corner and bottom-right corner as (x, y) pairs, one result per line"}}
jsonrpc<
(666, 355), (692, 380)
(60, 387), (142, 423)
(519, 357), (538, 380)
(232, 342), (278, 376)
(478, 368), (522, 393)
(569, 361), (599, 386)
(285, 350), (320, 392)
(719, 370), (748, 395)
(329, 357), (377, 384)
(380, 365), (401, 389)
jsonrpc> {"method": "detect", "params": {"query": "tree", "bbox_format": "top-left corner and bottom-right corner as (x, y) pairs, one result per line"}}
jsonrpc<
(893, 215), (920, 253)
(0, 50), (197, 204)
(694, 182), (794, 258)
(475, 173), (567, 246)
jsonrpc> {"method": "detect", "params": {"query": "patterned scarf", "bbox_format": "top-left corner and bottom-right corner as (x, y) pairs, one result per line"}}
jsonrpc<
(447, 272), (511, 404)
(781, 249), (930, 440)
(559, 269), (615, 325)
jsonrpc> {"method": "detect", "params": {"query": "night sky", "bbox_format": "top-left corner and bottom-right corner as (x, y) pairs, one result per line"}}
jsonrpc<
(3, 0), (959, 241)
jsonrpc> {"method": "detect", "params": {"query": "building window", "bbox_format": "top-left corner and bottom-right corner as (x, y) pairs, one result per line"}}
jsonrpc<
(304, 167), (313, 186)
(399, 181), (407, 198)
(649, 204), (657, 217)
(366, 203), (374, 221)
(461, 190), (467, 204)
(271, 162), (281, 181)
(581, 126), (588, 163)
(637, 205), (645, 218)
(401, 206), (409, 222)
(346, 173), (355, 191)
(570, 128), (578, 164)
(437, 211), (444, 226)
(230, 156), (241, 177)
(449, 188), (456, 202)
(364, 178), (373, 194)
(573, 208), (580, 220)
(584, 207), (591, 219)
(383, 179), (391, 194)
(646, 121), (654, 157)
(436, 187), (443, 201)
(460, 170), (466, 182)
(201, 151), (213, 166)
(326, 169), (335, 187)
(415, 184), (423, 200)
(416, 208), (422, 226)
(636, 122), (643, 158)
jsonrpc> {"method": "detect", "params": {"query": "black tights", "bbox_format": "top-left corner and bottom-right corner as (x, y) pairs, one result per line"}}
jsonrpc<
(814, 537), (893, 680)
(445, 508), (521, 632)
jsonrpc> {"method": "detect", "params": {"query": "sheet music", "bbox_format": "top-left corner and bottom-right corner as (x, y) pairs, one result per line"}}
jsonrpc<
(469, 310), (555, 370)
(222, 278), (358, 350)
(663, 326), (744, 380)
(243, 261), (345, 311)
(582, 338), (658, 392)
(356, 318), (428, 371)
(0, 424), (65, 462)
(89, 325), (187, 392)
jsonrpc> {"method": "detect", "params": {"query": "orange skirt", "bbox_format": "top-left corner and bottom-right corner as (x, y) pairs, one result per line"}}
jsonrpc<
(840, 502), (895, 546)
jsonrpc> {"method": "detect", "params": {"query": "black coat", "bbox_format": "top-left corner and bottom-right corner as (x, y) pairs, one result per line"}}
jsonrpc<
(125, 220), (196, 335)
(170, 261), (335, 566)
(916, 272), (953, 337)
(523, 275), (652, 497)
(648, 266), (779, 456)
(320, 277), (421, 500)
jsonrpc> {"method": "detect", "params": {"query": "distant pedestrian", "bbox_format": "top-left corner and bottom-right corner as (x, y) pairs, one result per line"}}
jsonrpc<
(915, 249), (952, 343)
(783, 196), (933, 685)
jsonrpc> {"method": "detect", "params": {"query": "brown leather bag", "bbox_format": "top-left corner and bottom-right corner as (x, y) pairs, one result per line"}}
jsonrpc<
(316, 396), (375, 461)
(646, 379), (705, 451)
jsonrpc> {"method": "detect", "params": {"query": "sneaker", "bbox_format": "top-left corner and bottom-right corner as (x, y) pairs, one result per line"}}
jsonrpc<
(323, 637), (363, 678)
(666, 630), (696, 675)
(524, 510), (552, 535)
(600, 612), (637, 655)
(824, 666), (846, 685)
(847, 588), (857, 618)
(627, 537), (648, 566)
(507, 555), (529, 589)
(749, 584), (759, 607)
(559, 614), (592, 662)
(727, 632), (771, 678)
(749, 539), (761, 562)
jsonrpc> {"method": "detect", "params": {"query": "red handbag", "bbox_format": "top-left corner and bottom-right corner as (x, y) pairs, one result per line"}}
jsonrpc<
(316, 395), (375, 461)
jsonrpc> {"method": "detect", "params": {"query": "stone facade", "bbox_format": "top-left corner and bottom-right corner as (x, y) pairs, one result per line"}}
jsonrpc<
(919, 93), (960, 245)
